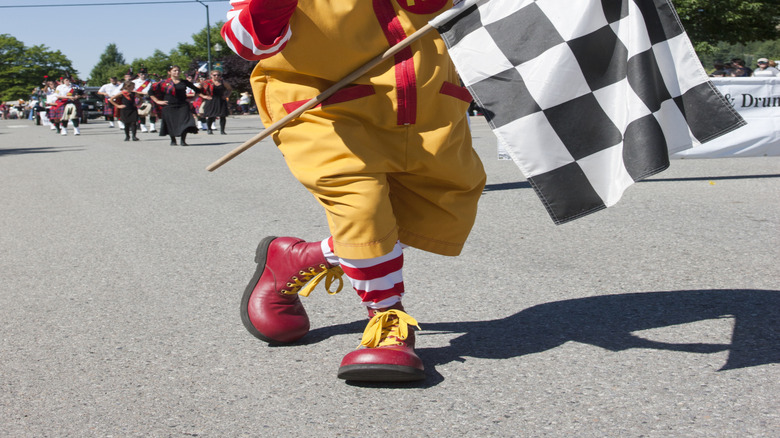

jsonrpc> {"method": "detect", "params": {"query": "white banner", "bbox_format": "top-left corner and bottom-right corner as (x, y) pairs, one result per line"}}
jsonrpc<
(674, 78), (780, 158)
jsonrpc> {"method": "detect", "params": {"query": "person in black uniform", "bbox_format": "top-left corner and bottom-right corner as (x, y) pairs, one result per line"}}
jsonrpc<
(110, 81), (140, 141)
(200, 70), (233, 135)
(149, 65), (201, 146)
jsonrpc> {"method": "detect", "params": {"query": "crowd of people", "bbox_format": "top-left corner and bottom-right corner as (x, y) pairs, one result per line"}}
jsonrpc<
(12, 67), (240, 145)
(97, 66), (235, 145)
(710, 57), (780, 77)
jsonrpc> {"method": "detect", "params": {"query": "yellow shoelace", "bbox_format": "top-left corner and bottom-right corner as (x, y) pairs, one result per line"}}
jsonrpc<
(360, 309), (421, 348)
(282, 265), (345, 297)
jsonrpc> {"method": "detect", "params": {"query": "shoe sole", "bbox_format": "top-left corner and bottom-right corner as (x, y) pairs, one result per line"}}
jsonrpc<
(240, 236), (280, 344)
(337, 364), (425, 382)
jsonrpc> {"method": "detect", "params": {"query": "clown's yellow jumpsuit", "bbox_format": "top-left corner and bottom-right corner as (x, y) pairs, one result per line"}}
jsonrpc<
(223, 0), (486, 260)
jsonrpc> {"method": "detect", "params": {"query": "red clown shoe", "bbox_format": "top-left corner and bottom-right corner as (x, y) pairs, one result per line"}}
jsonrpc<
(241, 236), (343, 344)
(338, 306), (425, 382)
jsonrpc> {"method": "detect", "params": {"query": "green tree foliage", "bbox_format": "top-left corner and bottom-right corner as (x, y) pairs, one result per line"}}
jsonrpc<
(0, 34), (75, 101)
(673, 0), (780, 54)
(131, 22), (253, 97)
(88, 43), (127, 86)
(125, 50), (174, 82)
(220, 54), (256, 99)
(181, 21), (255, 97)
(174, 22), (226, 67)
(698, 39), (780, 71)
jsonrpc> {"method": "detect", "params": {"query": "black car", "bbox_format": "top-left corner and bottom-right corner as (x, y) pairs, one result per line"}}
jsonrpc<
(78, 86), (104, 123)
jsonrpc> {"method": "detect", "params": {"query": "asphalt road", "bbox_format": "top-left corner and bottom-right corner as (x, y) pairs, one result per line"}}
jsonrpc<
(1, 116), (778, 437)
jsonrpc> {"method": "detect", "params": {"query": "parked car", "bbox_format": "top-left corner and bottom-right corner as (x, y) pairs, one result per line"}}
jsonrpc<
(78, 86), (103, 123)
(78, 98), (101, 123)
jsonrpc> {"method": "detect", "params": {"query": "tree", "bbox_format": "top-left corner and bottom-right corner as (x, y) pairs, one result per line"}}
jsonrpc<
(220, 53), (256, 98)
(130, 49), (174, 80)
(89, 43), (126, 86)
(129, 24), (226, 80)
(673, 0), (780, 53)
(0, 34), (75, 101)
(171, 22), (254, 97)
(698, 39), (780, 71)
(174, 22), (226, 66)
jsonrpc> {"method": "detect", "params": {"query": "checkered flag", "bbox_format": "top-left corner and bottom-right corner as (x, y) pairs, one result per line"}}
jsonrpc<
(432, 0), (745, 224)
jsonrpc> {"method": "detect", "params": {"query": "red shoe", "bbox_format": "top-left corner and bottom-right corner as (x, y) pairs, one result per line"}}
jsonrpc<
(337, 307), (425, 381)
(240, 236), (343, 344)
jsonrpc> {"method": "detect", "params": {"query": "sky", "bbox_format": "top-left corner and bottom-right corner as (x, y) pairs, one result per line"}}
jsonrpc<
(0, 0), (232, 79)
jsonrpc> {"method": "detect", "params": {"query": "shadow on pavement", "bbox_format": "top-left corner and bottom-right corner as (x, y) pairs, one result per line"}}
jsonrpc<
(0, 146), (85, 156)
(483, 175), (780, 193)
(644, 174), (780, 183)
(180, 142), (236, 147)
(483, 181), (532, 192)
(306, 289), (779, 388)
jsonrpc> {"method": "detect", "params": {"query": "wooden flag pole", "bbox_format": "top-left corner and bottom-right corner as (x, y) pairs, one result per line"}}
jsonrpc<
(206, 23), (435, 172)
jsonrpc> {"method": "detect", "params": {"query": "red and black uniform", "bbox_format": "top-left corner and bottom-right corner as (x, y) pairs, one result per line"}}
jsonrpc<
(199, 78), (231, 134)
(111, 91), (140, 141)
(150, 78), (200, 142)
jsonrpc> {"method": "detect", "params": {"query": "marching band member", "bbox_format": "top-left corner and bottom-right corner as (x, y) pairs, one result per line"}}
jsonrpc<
(132, 68), (157, 133)
(194, 74), (210, 131)
(149, 65), (201, 146)
(49, 75), (83, 136)
(41, 79), (57, 129)
(110, 81), (141, 141)
(185, 72), (199, 118)
(199, 70), (233, 134)
(117, 70), (135, 130)
(222, 0), (485, 381)
(97, 77), (122, 127)
(184, 72), (208, 130)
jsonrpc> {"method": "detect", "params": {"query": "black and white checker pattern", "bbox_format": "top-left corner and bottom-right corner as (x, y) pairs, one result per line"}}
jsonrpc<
(434, 0), (745, 224)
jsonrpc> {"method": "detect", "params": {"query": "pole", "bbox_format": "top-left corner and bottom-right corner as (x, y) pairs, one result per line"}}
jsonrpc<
(195, 0), (212, 72)
(205, 23), (436, 172)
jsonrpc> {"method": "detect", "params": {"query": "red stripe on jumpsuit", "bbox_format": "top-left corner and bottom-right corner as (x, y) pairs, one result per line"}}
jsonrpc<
(373, 0), (417, 125)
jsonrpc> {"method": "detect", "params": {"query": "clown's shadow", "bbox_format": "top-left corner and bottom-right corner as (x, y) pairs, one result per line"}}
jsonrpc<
(306, 289), (779, 387)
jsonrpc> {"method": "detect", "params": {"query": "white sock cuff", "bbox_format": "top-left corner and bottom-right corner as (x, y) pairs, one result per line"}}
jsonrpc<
(363, 294), (403, 310)
(320, 238), (339, 267)
(339, 242), (403, 268)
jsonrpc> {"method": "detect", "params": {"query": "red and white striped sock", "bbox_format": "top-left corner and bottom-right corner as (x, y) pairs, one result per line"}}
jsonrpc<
(320, 237), (341, 267)
(321, 237), (404, 309)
